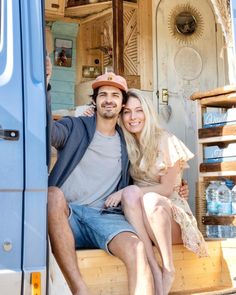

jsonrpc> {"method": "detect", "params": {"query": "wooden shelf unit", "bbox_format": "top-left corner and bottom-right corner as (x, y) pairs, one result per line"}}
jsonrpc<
(192, 87), (236, 237)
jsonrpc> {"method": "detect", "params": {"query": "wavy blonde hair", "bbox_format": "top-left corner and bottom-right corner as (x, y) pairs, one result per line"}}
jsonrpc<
(119, 88), (162, 181)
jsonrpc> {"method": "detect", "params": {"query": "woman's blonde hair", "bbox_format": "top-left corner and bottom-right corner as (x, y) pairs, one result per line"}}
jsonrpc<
(119, 88), (162, 181)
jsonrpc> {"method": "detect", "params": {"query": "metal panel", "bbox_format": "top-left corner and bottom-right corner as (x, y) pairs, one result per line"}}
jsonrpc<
(20, 0), (48, 274)
(0, 0), (23, 293)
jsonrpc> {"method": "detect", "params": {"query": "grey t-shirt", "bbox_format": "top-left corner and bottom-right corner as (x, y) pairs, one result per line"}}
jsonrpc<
(61, 130), (122, 209)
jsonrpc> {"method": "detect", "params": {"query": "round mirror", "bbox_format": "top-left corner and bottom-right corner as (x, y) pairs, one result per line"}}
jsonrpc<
(175, 12), (197, 35)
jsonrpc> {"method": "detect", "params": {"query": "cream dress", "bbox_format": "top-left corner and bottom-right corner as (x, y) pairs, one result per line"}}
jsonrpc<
(133, 130), (208, 257)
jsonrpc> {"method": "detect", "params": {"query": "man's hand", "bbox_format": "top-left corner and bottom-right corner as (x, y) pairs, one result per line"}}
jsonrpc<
(46, 55), (52, 87)
(178, 180), (189, 200)
(104, 191), (122, 208)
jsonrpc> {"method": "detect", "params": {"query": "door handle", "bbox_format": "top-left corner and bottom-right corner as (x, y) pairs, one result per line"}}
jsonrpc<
(162, 89), (169, 104)
(0, 129), (19, 141)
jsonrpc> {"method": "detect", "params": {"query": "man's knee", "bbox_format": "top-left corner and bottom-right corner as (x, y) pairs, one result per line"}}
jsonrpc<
(110, 232), (147, 265)
(122, 185), (142, 210)
(48, 186), (68, 217)
(124, 237), (147, 265)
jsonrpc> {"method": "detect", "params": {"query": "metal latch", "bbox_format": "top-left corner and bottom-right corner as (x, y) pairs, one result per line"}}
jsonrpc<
(0, 129), (19, 141)
(162, 89), (169, 104)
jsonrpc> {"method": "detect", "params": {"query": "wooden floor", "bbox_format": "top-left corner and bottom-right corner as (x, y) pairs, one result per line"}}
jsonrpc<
(76, 239), (236, 295)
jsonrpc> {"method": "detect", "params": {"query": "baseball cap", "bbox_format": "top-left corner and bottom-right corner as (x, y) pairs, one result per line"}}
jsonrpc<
(92, 72), (128, 92)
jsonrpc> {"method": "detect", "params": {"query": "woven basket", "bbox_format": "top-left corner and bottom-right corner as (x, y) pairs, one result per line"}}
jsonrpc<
(196, 181), (207, 237)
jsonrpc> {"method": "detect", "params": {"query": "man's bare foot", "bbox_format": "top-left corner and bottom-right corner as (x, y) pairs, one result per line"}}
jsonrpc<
(162, 269), (175, 295)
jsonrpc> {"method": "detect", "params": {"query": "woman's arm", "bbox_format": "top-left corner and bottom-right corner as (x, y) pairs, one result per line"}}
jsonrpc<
(139, 160), (181, 197)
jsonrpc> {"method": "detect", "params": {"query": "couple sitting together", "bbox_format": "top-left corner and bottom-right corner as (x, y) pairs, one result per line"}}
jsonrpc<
(48, 72), (207, 295)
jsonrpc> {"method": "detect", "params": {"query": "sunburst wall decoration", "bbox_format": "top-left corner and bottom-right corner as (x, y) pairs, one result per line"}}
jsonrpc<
(168, 4), (204, 44)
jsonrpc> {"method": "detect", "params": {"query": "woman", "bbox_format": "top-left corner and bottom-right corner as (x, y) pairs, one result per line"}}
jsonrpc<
(103, 89), (208, 295)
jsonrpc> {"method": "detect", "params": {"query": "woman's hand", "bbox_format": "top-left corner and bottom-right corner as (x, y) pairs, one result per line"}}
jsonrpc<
(83, 106), (95, 117)
(178, 180), (189, 200)
(46, 55), (52, 87)
(104, 191), (122, 208)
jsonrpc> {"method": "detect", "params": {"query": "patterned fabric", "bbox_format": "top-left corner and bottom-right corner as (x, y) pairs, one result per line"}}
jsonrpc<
(135, 130), (208, 257)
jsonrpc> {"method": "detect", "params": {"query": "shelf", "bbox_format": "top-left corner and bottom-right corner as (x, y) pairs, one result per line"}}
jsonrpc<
(199, 135), (236, 144)
(202, 215), (236, 226)
(65, 1), (137, 19)
(200, 161), (236, 173)
(190, 84), (236, 101)
(198, 125), (236, 142)
(199, 171), (236, 177)
(199, 92), (236, 107)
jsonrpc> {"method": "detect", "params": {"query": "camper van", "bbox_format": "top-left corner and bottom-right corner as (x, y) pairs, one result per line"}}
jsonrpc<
(1, 0), (236, 294)
(0, 0), (48, 294)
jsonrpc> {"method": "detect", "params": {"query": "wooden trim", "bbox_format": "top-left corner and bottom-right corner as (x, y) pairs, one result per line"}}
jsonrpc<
(112, 0), (124, 75)
(198, 125), (236, 139)
(199, 92), (236, 107)
(190, 84), (236, 100)
(137, 0), (153, 90)
(200, 162), (236, 173)
(200, 171), (236, 177)
(202, 215), (236, 226)
(199, 135), (236, 144)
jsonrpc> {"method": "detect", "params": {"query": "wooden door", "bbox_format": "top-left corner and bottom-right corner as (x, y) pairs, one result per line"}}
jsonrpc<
(156, 0), (218, 210)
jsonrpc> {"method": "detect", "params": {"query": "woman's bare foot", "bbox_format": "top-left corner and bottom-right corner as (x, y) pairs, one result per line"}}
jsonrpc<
(162, 269), (175, 295)
(151, 264), (164, 295)
(73, 281), (90, 295)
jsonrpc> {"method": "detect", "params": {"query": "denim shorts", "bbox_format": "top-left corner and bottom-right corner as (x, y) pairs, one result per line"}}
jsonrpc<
(68, 203), (136, 254)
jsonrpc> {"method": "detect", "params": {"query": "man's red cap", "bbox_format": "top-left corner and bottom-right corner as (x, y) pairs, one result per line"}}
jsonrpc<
(92, 72), (128, 92)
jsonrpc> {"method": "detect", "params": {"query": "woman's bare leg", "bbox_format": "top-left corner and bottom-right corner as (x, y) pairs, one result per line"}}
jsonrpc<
(142, 193), (182, 295)
(122, 186), (163, 295)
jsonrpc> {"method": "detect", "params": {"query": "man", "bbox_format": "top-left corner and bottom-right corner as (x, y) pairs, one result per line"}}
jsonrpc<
(48, 72), (154, 295)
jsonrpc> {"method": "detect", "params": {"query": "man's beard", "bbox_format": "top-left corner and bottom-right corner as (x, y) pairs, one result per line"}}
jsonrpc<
(102, 111), (117, 119)
(100, 102), (119, 119)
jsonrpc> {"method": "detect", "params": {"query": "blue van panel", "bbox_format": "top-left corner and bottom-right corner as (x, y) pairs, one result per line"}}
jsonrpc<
(0, 0), (23, 190)
(0, 0), (23, 264)
(20, 0), (48, 273)
(0, 1), (23, 294)
(0, 0), (48, 293)
(23, 192), (47, 269)
(20, 0), (48, 190)
(0, 192), (22, 269)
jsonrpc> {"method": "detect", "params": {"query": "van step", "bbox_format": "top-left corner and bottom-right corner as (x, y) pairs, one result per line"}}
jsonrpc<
(76, 240), (236, 295)
(170, 286), (236, 295)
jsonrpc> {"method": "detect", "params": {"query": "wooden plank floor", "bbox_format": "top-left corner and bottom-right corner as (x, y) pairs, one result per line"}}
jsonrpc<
(76, 240), (236, 295)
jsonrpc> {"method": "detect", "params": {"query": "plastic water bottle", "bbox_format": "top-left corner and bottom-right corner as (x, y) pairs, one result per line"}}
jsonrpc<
(206, 181), (219, 238)
(231, 185), (236, 238)
(231, 185), (236, 215)
(217, 182), (232, 238)
(217, 182), (232, 215)
(206, 181), (219, 215)
(225, 179), (234, 190)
